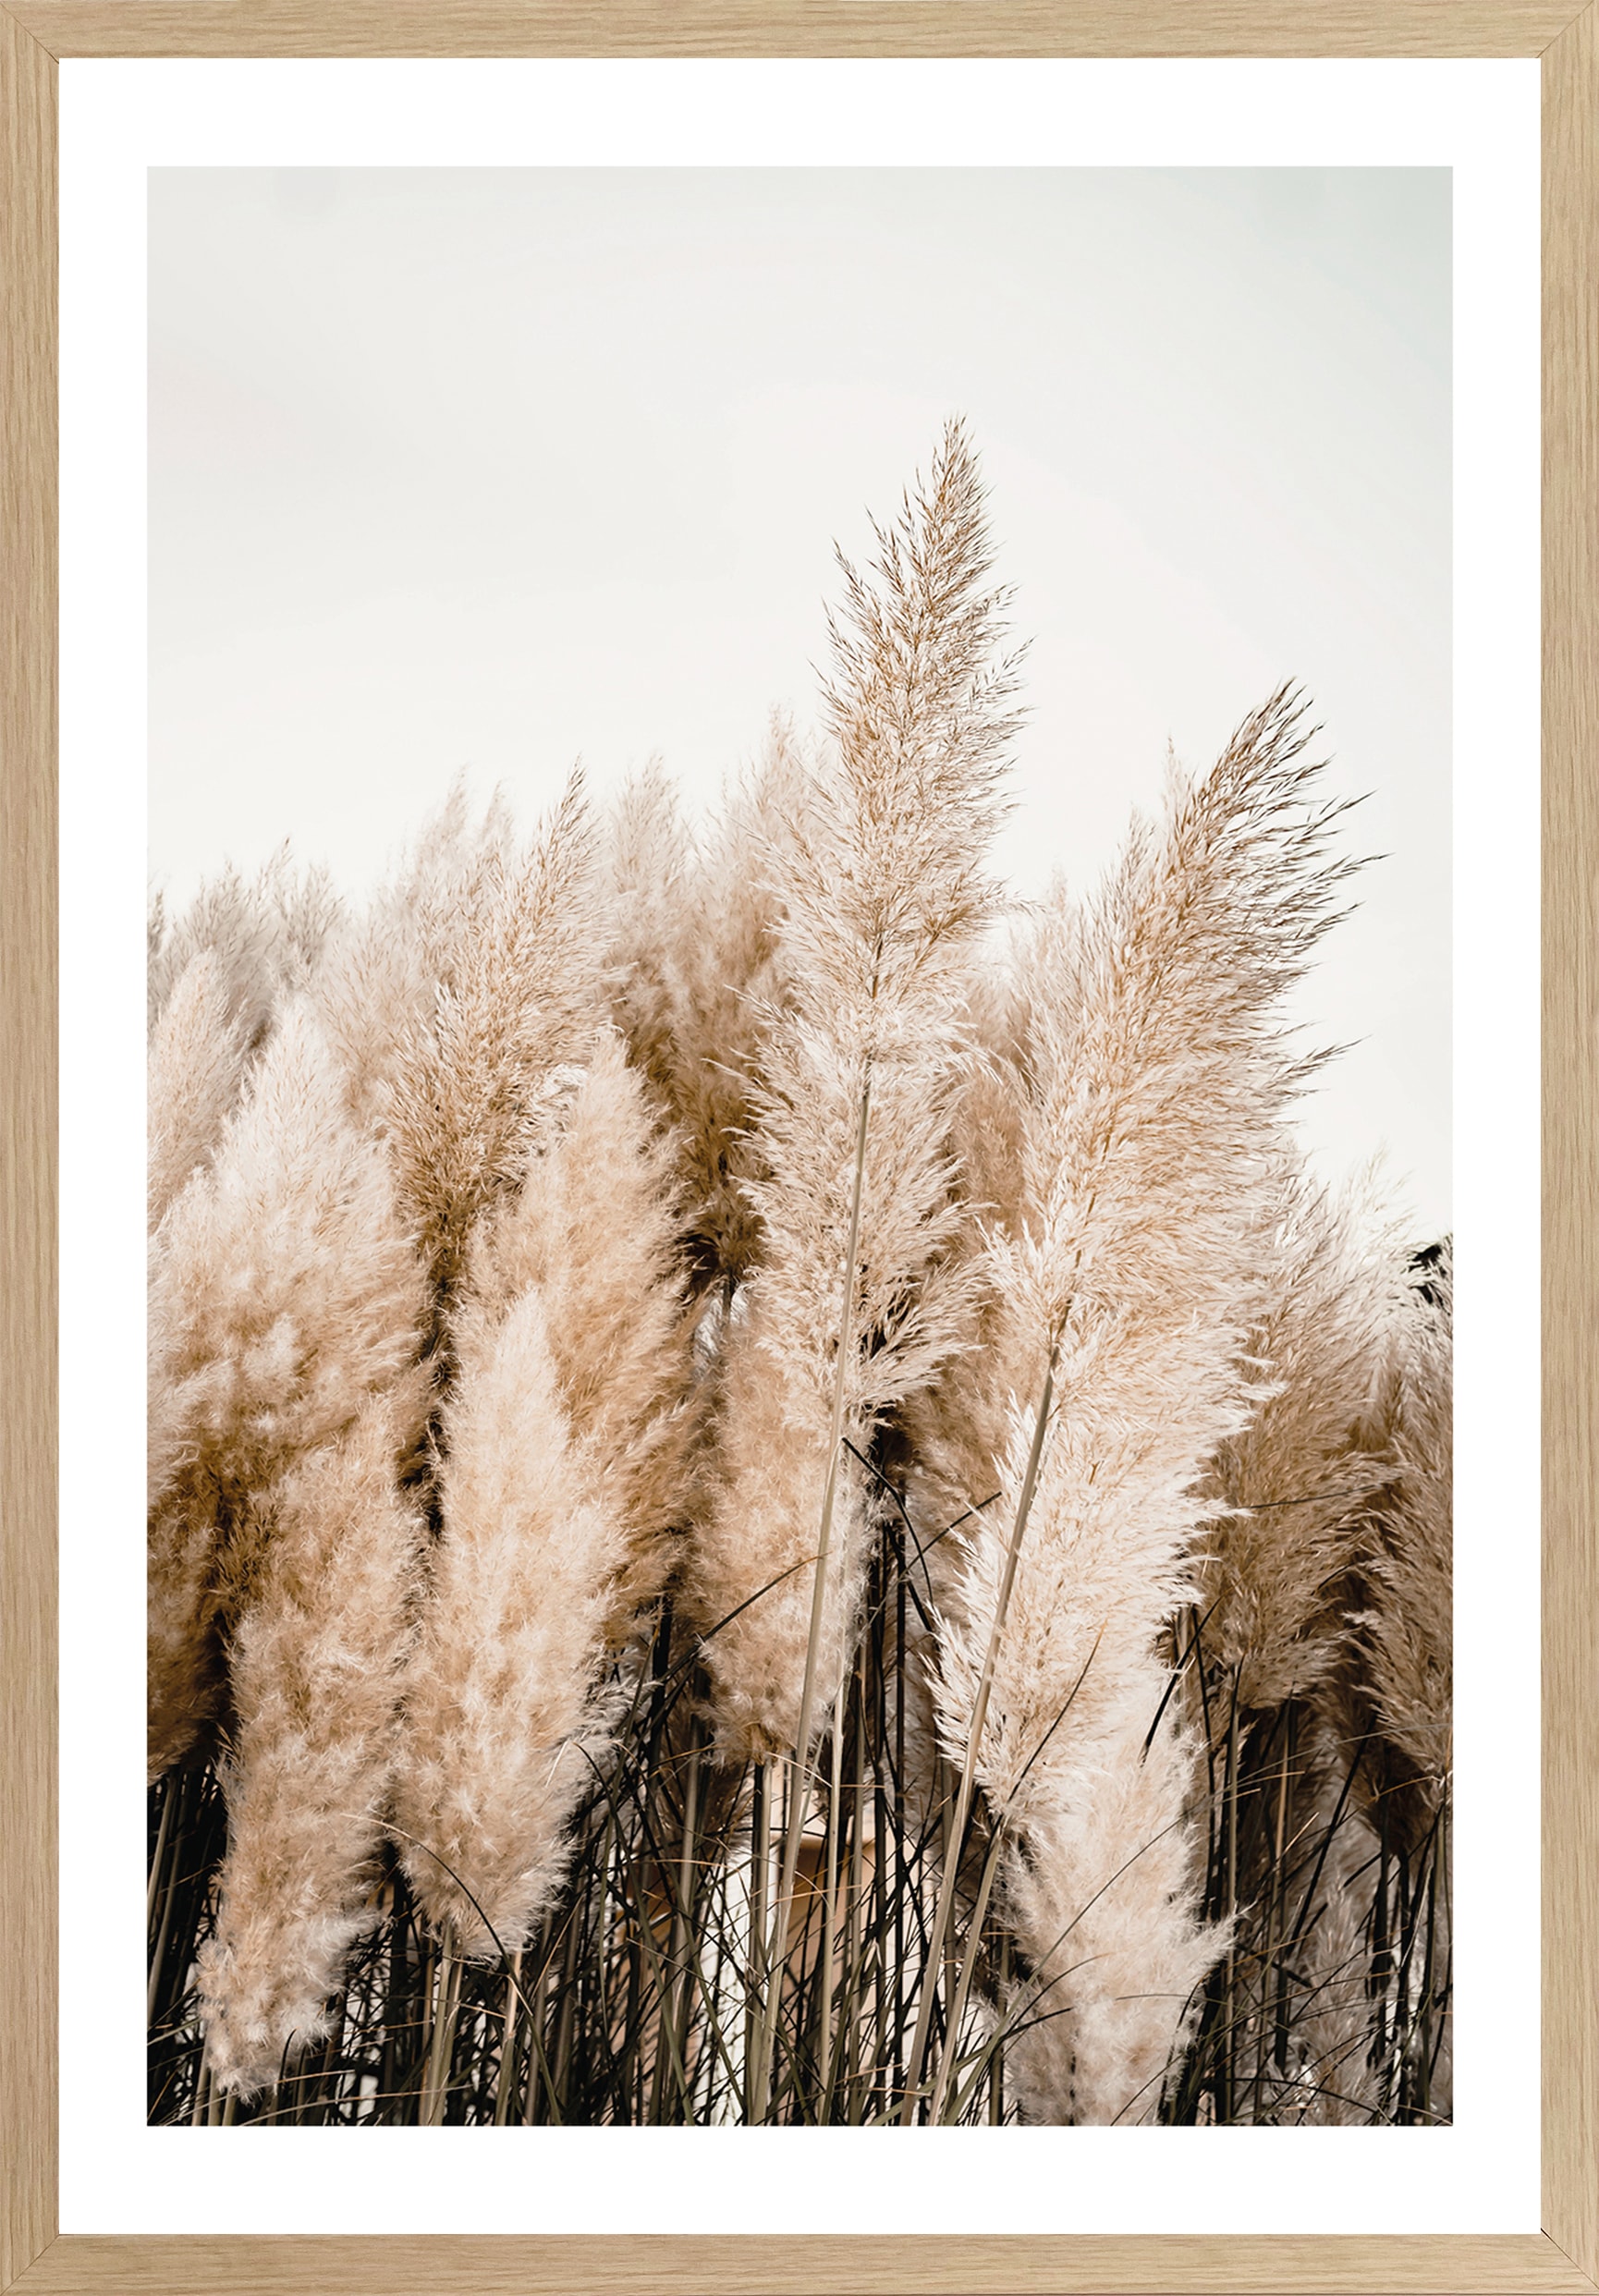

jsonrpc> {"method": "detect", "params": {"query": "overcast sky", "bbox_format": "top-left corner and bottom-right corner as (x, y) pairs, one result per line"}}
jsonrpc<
(149, 165), (1450, 1236)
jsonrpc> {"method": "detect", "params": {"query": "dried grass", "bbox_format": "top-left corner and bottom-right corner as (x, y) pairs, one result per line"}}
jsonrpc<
(146, 425), (1449, 2130)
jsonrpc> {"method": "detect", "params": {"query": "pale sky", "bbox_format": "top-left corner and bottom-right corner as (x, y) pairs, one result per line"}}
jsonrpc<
(149, 165), (1450, 1237)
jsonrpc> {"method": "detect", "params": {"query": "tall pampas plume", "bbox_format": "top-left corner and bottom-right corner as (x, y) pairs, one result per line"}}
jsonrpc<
(1280, 1257), (1453, 2130)
(602, 755), (691, 1133)
(467, 1025), (695, 1633)
(147, 1000), (429, 1779)
(690, 417), (1021, 1764)
(149, 852), (340, 1046)
(149, 863), (279, 1042)
(391, 1285), (627, 1955)
(1197, 1165), (1417, 1712)
(922, 689), (1361, 2121)
(1358, 1246), (1453, 1822)
(604, 723), (809, 1289)
(311, 779), (497, 1135)
(382, 772), (603, 1309)
(197, 1379), (428, 2097)
(311, 890), (438, 1142)
(396, 1027), (691, 1948)
(147, 950), (250, 1231)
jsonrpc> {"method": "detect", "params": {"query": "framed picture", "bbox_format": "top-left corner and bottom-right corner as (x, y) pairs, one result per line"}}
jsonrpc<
(2, 10), (1593, 2295)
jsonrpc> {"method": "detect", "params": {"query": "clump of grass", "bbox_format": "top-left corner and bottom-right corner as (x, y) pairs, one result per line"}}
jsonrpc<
(147, 424), (1450, 2128)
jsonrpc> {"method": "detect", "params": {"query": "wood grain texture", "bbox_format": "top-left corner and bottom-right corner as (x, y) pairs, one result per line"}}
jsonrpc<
(1542, 2), (1599, 2290)
(3, 0), (1586, 59)
(1, 7), (1594, 2296)
(0, 8), (57, 2296)
(6, 2233), (1598, 2296)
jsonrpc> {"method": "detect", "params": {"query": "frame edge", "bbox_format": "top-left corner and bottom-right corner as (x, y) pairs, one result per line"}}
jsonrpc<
(6, 6), (1590, 2290)
(1542, 0), (1599, 2284)
(0, 5), (59, 2291)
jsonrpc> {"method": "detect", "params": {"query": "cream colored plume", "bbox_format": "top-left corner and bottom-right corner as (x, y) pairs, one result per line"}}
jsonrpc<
(1359, 1249), (1452, 1814)
(197, 1381), (428, 2098)
(1003, 1693), (1224, 2126)
(467, 1025), (695, 1633)
(311, 778), (503, 1134)
(691, 417), (1020, 1763)
(924, 687), (1360, 2120)
(380, 773), (603, 1306)
(604, 723), (809, 1288)
(148, 999), (428, 1780)
(149, 851), (340, 1046)
(395, 1025), (691, 1949)
(392, 1283), (628, 1956)
(1198, 1165), (1417, 1711)
(147, 950), (250, 1231)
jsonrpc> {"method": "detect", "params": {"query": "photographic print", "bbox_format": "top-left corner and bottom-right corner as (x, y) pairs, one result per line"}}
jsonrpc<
(144, 165), (1452, 2132)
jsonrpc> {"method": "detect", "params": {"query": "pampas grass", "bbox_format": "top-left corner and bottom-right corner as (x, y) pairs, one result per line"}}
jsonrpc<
(197, 1382), (428, 2098)
(391, 1280), (629, 1959)
(147, 1000), (428, 1782)
(464, 1027), (695, 1633)
(381, 773), (602, 1307)
(393, 1026), (694, 1957)
(146, 425), (1450, 2130)
(1360, 1250), (1453, 1818)
(147, 953), (250, 1231)
(690, 417), (1019, 1767)
(604, 725), (807, 1289)
(905, 695), (1361, 2121)
(1198, 1165), (1417, 1713)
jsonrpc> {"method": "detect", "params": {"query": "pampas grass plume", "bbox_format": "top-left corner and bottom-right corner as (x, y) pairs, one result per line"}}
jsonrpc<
(927, 690), (1358, 2121)
(393, 1283), (628, 1955)
(147, 1000), (428, 1779)
(692, 417), (1019, 1761)
(148, 950), (250, 1231)
(382, 774), (602, 1305)
(198, 1381), (428, 2097)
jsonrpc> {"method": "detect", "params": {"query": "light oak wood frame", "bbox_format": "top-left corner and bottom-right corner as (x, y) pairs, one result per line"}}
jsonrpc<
(2, 10), (1591, 2291)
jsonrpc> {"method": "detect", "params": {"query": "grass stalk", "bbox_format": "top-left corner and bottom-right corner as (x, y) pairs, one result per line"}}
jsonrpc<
(756, 1071), (873, 2119)
(899, 1337), (1060, 2122)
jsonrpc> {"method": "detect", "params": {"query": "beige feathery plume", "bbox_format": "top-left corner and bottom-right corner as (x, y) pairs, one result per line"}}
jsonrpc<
(1198, 1166), (1416, 1711)
(466, 1026), (694, 1634)
(1003, 1692), (1224, 2126)
(896, 957), (1033, 1627)
(1358, 1249), (1453, 1819)
(947, 963), (1031, 1239)
(149, 885), (167, 981)
(604, 723), (809, 1288)
(311, 779), (495, 1134)
(148, 852), (340, 1046)
(311, 897), (434, 1137)
(148, 1000), (428, 1779)
(258, 846), (342, 991)
(924, 688), (1360, 2121)
(147, 950), (250, 1231)
(382, 773), (603, 1307)
(393, 1283), (628, 1956)
(148, 864), (278, 1043)
(395, 1031), (691, 1950)
(604, 755), (694, 1088)
(1248, 1237), (1451, 2152)
(197, 1378), (428, 2097)
(690, 419), (1020, 1763)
